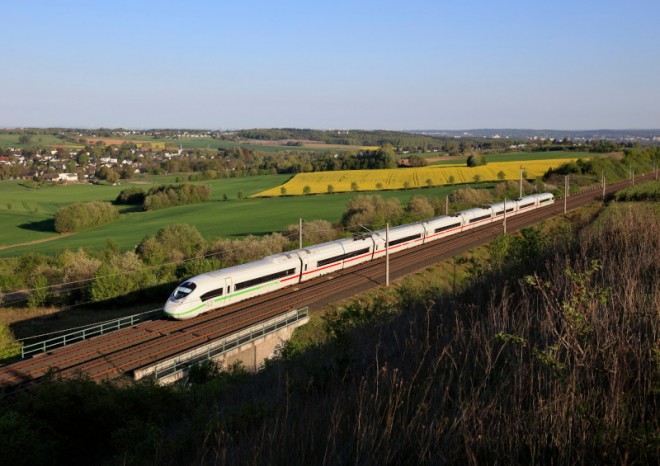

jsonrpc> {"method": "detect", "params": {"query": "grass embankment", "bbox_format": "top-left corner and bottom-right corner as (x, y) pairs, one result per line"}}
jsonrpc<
(1, 200), (657, 464)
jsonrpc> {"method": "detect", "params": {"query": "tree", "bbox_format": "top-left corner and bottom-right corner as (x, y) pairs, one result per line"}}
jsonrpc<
(0, 323), (21, 360)
(54, 201), (119, 233)
(408, 154), (428, 167)
(302, 186), (311, 195)
(466, 154), (487, 167)
(426, 179), (433, 188)
(27, 275), (49, 309)
(497, 170), (506, 180)
(448, 175), (455, 185)
(403, 181), (410, 190)
(351, 182), (359, 192)
(327, 184), (335, 194)
(280, 187), (287, 196)
(405, 196), (434, 221)
(137, 224), (205, 264)
(473, 174), (482, 183)
(341, 195), (403, 229)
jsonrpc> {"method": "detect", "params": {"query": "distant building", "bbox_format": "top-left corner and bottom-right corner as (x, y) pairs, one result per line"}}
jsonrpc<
(57, 173), (79, 182)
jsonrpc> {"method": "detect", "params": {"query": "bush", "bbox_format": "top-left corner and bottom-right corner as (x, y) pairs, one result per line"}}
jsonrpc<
(88, 251), (156, 303)
(283, 220), (340, 246)
(137, 224), (206, 265)
(341, 195), (403, 229)
(54, 201), (119, 233)
(0, 323), (21, 361)
(208, 233), (290, 266)
(143, 183), (211, 211)
(404, 196), (435, 222)
(466, 154), (487, 167)
(114, 187), (145, 205)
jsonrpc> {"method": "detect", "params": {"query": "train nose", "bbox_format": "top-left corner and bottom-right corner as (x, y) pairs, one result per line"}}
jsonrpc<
(163, 297), (181, 317)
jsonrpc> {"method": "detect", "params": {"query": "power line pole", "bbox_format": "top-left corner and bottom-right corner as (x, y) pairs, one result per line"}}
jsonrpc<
(519, 168), (523, 198)
(503, 198), (507, 235)
(299, 218), (302, 249)
(602, 170), (606, 200)
(385, 223), (390, 287)
(564, 175), (568, 214)
(445, 195), (449, 215)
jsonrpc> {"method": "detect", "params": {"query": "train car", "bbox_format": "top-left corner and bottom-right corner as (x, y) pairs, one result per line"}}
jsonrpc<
(489, 199), (518, 221)
(297, 235), (375, 282)
(164, 252), (301, 320)
(536, 192), (555, 206)
(372, 222), (427, 258)
(515, 195), (538, 213)
(423, 214), (464, 243)
(458, 206), (495, 231)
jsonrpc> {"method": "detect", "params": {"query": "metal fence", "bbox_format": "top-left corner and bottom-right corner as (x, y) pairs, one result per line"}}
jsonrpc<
(150, 307), (309, 382)
(21, 309), (163, 359)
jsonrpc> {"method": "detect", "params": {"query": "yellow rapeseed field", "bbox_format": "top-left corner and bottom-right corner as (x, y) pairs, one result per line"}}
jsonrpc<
(254, 159), (574, 197)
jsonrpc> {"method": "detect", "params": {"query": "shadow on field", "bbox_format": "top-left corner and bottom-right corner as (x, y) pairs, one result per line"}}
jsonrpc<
(18, 218), (56, 233)
(115, 205), (145, 214)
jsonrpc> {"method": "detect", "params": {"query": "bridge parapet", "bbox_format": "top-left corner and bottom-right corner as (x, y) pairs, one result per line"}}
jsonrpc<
(133, 308), (309, 384)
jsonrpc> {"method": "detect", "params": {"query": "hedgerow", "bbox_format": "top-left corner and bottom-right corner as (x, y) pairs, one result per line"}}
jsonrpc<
(53, 201), (119, 233)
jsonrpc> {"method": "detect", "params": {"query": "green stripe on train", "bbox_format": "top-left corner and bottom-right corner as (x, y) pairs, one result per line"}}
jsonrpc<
(170, 279), (286, 317)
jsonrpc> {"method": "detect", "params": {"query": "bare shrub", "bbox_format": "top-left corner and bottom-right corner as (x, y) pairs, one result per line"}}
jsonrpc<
(208, 233), (290, 266)
(341, 195), (403, 229)
(449, 187), (493, 210)
(282, 219), (340, 246)
(405, 196), (435, 222)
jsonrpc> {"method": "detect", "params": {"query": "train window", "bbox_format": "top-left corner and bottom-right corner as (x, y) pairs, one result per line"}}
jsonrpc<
(200, 288), (223, 301)
(235, 268), (296, 291)
(317, 247), (370, 267)
(540, 198), (552, 203)
(388, 233), (421, 247)
(469, 214), (491, 223)
(435, 222), (461, 233)
(173, 282), (196, 299)
(519, 203), (534, 208)
(506, 207), (515, 212)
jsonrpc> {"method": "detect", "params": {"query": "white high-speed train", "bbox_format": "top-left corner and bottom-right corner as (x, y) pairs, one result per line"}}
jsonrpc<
(164, 193), (554, 319)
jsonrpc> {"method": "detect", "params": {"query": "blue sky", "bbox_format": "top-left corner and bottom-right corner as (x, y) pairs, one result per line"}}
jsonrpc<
(2, 0), (659, 130)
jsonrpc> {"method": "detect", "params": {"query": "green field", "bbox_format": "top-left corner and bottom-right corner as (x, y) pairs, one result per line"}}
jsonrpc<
(0, 175), (288, 256)
(0, 150), (599, 258)
(0, 133), (78, 148)
(0, 176), (487, 258)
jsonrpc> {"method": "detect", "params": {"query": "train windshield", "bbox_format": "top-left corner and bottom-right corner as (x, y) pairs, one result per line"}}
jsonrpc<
(173, 282), (196, 299)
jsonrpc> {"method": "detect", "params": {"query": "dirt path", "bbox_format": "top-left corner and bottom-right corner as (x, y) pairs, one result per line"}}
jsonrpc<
(0, 233), (72, 251)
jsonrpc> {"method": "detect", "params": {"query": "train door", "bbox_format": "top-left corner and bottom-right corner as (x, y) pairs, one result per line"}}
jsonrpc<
(300, 256), (312, 282)
(223, 277), (234, 307)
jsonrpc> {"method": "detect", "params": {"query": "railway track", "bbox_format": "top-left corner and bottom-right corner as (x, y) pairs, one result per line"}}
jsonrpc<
(1, 174), (655, 388)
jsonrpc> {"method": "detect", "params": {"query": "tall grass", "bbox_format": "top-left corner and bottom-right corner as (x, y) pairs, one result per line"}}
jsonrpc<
(204, 203), (659, 464)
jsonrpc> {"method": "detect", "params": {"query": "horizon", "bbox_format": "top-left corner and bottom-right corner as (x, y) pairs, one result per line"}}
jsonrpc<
(2, 126), (660, 133)
(3, 1), (660, 130)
